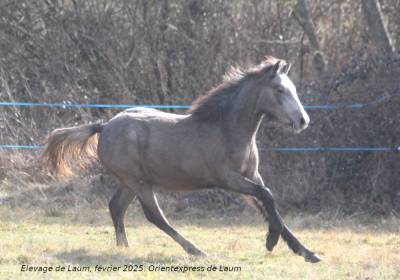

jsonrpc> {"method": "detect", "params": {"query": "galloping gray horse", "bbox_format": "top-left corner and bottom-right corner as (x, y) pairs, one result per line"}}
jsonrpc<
(43, 56), (320, 263)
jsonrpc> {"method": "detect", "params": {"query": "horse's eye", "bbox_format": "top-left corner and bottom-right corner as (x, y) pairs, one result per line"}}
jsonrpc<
(277, 88), (285, 94)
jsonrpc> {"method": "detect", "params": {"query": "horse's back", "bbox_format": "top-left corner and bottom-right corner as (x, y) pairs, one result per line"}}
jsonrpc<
(97, 107), (196, 184)
(102, 107), (188, 144)
(122, 107), (187, 122)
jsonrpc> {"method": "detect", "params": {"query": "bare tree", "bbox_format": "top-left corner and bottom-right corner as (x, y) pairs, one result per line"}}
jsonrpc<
(361, 0), (395, 57)
(293, 0), (326, 76)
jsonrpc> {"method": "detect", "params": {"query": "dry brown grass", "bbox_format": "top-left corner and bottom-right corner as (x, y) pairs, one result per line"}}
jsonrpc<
(0, 205), (399, 280)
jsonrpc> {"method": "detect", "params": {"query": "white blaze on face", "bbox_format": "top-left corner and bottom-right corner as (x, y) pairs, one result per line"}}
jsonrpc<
(278, 73), (310, 129)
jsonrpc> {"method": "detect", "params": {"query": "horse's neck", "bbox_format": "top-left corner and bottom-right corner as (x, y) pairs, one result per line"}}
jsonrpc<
(224, 83), (264, 148)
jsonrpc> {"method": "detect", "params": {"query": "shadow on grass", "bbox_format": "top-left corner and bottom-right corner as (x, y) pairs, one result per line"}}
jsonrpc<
(0, 203), (266, 229)
(54, 248), (179, 266)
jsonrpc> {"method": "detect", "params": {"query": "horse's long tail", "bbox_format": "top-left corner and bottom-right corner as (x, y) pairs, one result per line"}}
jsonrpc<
(43, 123), (104, 177)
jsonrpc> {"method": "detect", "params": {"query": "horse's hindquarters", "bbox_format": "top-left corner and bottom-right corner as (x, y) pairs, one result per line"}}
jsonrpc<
(97, 115), (146, 180)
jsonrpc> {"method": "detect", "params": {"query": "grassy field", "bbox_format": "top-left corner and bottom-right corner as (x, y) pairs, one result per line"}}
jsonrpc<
(0, 205), (399, 280)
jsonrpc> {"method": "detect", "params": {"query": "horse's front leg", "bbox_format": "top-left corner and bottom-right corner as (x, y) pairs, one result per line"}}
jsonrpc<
(251, 172), (321, 263)
(221, 171), (284, 251)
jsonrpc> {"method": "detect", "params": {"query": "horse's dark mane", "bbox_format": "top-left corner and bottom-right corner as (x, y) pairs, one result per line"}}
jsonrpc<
(188, 56), (286, 122)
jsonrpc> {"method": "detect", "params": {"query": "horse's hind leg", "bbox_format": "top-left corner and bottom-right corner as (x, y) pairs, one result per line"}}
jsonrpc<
(137, 187), (207, 257)
(109, 187), (136, 247)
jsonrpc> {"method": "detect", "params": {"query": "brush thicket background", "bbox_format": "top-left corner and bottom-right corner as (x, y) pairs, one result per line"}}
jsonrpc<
(0, 0), (399, 219)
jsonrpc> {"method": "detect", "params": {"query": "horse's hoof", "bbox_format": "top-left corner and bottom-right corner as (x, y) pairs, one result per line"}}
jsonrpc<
(305, 252), (322, 263)
(116, 240), (129, 248)
(266, 232), (279, 251)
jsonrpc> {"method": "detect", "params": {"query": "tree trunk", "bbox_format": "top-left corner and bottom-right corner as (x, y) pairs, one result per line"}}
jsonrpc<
(361, 0), (395, 57)
(294, 0), (326, 77)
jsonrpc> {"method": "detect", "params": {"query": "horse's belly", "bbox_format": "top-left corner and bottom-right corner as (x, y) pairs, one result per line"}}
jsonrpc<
(147, 165), (213, 191)
(143, 150), (213, 190)
(153, 181), (212, 192)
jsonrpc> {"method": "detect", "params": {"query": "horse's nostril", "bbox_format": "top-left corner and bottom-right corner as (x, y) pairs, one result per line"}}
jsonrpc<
(300, 117), (306, 126)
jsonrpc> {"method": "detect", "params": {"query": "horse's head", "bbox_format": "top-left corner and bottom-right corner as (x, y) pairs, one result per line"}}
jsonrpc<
(257, 60), (310, 133)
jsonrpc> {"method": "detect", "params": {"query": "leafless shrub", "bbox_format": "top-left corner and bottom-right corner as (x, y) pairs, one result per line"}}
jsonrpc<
(0, 0), (399, 215)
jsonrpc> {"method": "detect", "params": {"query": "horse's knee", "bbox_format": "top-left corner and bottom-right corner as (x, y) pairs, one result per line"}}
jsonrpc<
(255, 187), (275, 206)
(255, 187), (283, 232)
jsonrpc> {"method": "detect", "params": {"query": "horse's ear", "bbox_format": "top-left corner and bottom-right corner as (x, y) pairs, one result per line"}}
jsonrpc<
(270, 61), (280, 77)
(282, 63), (292, 74)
